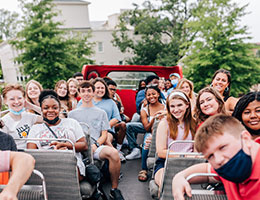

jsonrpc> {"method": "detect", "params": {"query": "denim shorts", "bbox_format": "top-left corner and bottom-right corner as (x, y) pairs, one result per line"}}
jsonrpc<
(154, 158), (165, 175)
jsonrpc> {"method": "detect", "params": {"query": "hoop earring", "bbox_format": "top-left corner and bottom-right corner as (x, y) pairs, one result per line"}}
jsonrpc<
(224, 87), (229, 92)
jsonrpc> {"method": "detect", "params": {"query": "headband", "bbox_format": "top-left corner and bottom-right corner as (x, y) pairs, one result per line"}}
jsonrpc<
(169, 91), (188, 102)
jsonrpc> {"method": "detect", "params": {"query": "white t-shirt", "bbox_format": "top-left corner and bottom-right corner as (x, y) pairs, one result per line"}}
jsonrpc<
(1, 112), (38, 149)
(28, 118), (84, 149)
(28, 118), (86, 176)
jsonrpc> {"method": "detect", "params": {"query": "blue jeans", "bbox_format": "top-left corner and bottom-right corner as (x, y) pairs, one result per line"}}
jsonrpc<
(126, 122), (146, 150)
(142, 133), (151, 170)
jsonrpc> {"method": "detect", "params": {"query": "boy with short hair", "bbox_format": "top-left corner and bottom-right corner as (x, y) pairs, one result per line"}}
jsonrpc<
(73, 72), (84, 83)
(172, 114), (260, 200)
(68, 81), (125, 200)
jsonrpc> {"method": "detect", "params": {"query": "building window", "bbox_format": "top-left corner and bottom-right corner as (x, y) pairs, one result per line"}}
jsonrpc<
(97, 42), (104, 53)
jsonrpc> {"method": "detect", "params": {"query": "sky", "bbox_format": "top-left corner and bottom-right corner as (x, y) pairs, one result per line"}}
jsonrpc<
(0, 0), (259, 42)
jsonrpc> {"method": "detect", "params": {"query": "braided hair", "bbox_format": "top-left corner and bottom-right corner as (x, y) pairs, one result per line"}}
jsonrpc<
(232, 91), (260, 135)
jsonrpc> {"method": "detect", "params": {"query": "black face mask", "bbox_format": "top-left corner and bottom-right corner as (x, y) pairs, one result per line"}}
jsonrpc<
(43, 116), (60, 125)
(215, 148), (252, 183)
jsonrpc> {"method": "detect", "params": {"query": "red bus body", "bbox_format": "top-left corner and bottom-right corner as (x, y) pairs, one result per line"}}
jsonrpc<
(82, 65), (183, 119)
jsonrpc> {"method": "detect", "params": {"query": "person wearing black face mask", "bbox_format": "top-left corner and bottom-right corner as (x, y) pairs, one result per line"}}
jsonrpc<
(172, 114), (260, 200)
(27, 90), (87, 181)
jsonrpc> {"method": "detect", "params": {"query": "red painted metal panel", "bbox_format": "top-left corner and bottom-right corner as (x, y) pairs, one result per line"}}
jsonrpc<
(82, 65), (182, 119)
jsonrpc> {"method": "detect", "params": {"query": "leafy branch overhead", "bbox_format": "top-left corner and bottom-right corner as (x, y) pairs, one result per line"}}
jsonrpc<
(113, 0), (260, 96)
(10, 0), (93, 89)
(184, 0), (260, 96)
(112, 0), (198, 66)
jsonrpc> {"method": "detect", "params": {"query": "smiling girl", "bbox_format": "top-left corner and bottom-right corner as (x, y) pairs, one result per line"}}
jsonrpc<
(54, 80), (71, 118)
(154, 90), (196, 188)
(27, 90), (87, 181)
(1, 84), (42, 149)
(92, 78), (121, 136)
(137, 85), (166, 182)
(195, 87), (226, 127)
(67, 78), (79, 110)
(233, 91), (260, 138)
(176, 78), (197, 112)
(211, 69), (238, 115)
(25, 80), (43, 115)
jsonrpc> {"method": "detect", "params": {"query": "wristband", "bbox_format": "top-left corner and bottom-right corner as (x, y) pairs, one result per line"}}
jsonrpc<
(95, 142), (100, 148)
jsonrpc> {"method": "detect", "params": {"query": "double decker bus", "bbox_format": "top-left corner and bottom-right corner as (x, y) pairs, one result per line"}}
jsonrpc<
(82, 65), (183, 119)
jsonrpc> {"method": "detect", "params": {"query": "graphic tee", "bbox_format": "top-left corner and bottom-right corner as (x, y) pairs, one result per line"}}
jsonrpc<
(1, 112), (38, 149)
(28, 118), (86, 176)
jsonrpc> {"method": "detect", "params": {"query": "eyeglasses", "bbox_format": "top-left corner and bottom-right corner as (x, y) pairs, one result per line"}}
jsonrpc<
(109, 88), (117, 91)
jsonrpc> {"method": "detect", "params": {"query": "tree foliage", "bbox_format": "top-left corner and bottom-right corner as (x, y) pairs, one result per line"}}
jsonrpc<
(112, 0), (198, 66)
(113, 0), (259, 96)
(0, 9), (20, 40)
(10, 0), (93, 89)
(183, 0), (260, 96)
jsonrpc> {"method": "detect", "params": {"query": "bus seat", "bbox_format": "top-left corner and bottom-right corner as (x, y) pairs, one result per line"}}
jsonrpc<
(149, 140), (205, 200)
(147, 119), (160, 171)
(0, 169), (47, 200)
(160, 156), (205, 200)
(25, 149), (82, 200)
(184, 173), (227, 200)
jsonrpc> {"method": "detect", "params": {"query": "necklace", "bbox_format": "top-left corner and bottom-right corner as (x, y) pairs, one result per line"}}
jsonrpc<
(179, 123), (184, 129)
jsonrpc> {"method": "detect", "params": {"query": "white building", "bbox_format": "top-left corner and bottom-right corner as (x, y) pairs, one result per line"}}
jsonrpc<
(0, 0), (133, 83)
(0, 41), (27, 83)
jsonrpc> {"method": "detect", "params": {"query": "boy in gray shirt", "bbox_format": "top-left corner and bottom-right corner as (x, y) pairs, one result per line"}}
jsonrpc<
(68, 81), (124, 200)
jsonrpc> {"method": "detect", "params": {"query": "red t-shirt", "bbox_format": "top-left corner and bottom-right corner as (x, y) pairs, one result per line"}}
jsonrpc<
(210, 146), (260, 200)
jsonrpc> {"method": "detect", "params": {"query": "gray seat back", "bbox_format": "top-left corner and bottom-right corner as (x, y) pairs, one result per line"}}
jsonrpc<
(0, 169), (47, 200)
(184, 173), (227, 200)
(79, 122), (93, 163)
(185, 191), (227, 200)
(25, 149), (82, 200)
(160, 140), (205, 200)
(148, 119), (160, 158)
(0, 187), (44, 200)
(160, 157), (206, 200)
(79, 122), (104, 169)
(147, 119), (160, 171)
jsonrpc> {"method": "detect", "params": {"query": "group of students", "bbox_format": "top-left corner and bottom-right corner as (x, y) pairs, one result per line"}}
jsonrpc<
(131, 69), (259, 199)
(0, 72), (126, 200)
(0, 68), (259, 200)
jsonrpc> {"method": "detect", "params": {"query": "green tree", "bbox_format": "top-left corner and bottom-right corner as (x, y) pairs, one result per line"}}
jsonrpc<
(11, 0), (93, 88)
(112, 0), (198, 66)
(0, 9), (20, 40)
(183, 0), (260, 96)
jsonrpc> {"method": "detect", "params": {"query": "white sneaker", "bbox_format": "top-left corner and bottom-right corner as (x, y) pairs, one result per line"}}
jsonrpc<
(119, 151), (126, 163)
(123, 137), (128, 146)
(125, 148), (141, 160)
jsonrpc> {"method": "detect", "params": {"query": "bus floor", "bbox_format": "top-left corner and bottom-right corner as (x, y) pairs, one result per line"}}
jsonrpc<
(101, 158), (152, 200)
